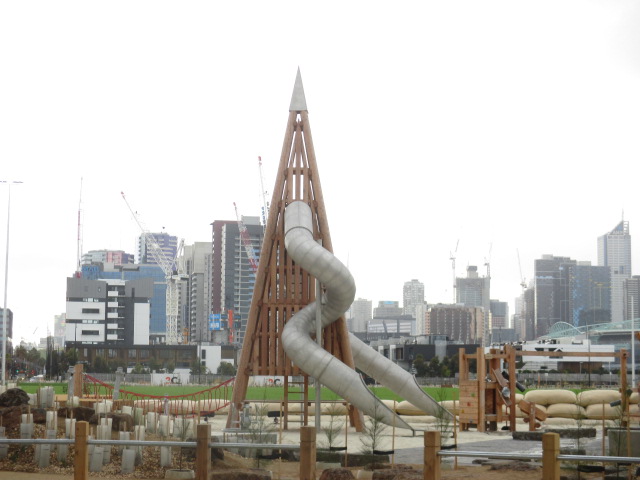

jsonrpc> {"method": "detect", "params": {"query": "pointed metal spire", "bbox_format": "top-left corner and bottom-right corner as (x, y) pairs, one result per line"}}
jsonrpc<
(289, 67), (308, 112)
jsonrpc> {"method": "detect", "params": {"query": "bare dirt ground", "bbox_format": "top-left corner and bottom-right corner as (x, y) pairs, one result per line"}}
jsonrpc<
(0, 454), (601, 480)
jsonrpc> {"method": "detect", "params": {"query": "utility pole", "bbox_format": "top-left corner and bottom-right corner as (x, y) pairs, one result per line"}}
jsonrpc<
(1, 180), (22, 386)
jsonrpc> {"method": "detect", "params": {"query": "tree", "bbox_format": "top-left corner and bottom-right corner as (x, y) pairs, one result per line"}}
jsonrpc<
(190, 361), (208, 375)
(412, 354), (427, 377)
(132, 363), (148, 374)
(90, 356), (109, 373)
(426, 356), (442, 377)
(65, 348), (79, 367)
(216, 362), (236, 376)
(148, 357), (161, 373)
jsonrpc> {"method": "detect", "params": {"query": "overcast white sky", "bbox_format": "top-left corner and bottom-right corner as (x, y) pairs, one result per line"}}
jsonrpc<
(1, 1), (639, 344)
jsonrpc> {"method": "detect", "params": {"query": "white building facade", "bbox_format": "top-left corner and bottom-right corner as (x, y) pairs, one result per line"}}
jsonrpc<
(598, 220), (631, 323)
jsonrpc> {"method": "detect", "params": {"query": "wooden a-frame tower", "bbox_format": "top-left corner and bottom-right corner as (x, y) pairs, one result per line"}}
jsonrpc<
(227, 70), (361, 430)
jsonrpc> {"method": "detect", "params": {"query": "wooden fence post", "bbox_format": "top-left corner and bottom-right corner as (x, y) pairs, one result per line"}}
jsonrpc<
(196, 423), (211, 480)
(424, 430), (441, 480)
(74, 421), (89, 480)
(74, 362), (84, 398)
(542, 432), (560, 480)
(300, 426), (316, 480)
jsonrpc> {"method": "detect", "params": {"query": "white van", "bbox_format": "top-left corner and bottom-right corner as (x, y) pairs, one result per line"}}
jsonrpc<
(29, 375), (45, 383)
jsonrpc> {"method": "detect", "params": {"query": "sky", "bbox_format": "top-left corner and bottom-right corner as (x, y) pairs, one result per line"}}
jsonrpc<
(1, 1), (639, 345)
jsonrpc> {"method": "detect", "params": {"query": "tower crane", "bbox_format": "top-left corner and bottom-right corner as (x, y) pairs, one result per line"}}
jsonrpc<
(450, 239), (459, 303)
(233, 202), (259, 273)
(516, 249), (527, 293)
(258, 156), (270, 232)
(121, 192), (186, 345)
(517, 249), (527, 336)
(484, 242), (493, 280)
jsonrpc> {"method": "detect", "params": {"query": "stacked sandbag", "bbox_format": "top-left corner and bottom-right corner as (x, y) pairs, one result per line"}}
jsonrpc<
(167, 399), (197, 415)
(380, 399), (401, 412)
(546, 403), (586, 419)
(321, 402), (348, 415)
(520, 389), (577, 420)
(400, 415), (437, 425)
(198, 398), (229, 414)
(439, 400), (460, 416)
(133, 398), (164, 413)
(578, 390), (621, 420)
(394, 400), (423, 415)
(524, 389), (577, 406)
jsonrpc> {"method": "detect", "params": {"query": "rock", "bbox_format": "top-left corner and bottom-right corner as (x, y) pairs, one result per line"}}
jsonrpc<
(0, 388), (30, 407)
(489, 461), (540, 471)
(320, 468), (355, 479)
(0, 405), (47, 430)
(87, 412), (134, 431)
(210, 435), (225, 460)
(209, 469), (272, 479)
(373, 465), (419, 479)
(57, 406), (95, 422)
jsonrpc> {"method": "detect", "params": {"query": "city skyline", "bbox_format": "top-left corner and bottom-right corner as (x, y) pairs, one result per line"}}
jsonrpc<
(1, 1), (639, 344)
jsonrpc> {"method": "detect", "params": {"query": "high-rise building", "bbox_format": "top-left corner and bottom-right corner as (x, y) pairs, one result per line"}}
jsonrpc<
(534, 255), (576, 337)
(414, 303), (427, 336)
(598, 220), (631, 323)
(210, 216), (264, 346)
(65, 276), (153, 346)
(456, 266), (490, 343)
(371, 301), (413, 334)
(561, 262), (611, 327)
(373, 301), (402, 318)
(524, 286), (535, 340)
(81, 263), (167, 335)
(138, 232), (179, 265)
(623, 276), (640, 322)
(456, 266), (490, 312)
(349, 298), (372, 333)
(81, 250), (135, 266)
(181, 242), (213, 345)
(489, 300), (509, 329)
(403, 279), (424, 318)
(427, 304), (484, 343)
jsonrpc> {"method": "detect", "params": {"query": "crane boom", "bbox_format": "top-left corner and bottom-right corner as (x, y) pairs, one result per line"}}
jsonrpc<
(121, 191), (183, 345)
(233, 202), (259, 273)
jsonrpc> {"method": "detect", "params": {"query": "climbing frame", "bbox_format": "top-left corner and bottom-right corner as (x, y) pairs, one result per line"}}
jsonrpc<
(227, 72), (361, 430)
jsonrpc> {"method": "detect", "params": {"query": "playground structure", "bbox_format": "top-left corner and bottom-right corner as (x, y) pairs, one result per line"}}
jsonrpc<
(228, 70), (449, 431)
(69, 364), (234, 417)
(458, 345), (631, 432)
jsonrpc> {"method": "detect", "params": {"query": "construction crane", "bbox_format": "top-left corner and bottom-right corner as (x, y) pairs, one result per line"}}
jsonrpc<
(233, 202), (259, 273)
(484, 242), (493, 279)
(75, 178), (84, 277)
(450, 239), (459, 303)
(121, 192), (186, 345)
(516, 249), (528, 337)
(516, 249), (527, 293)
(258, 156), (270, 232)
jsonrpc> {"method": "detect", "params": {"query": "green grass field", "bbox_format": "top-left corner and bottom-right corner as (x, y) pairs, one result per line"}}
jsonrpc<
(17, 382), (459, 402)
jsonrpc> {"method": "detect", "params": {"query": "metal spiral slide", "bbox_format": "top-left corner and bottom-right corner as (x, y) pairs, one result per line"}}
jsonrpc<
(281, 201), (452, 429)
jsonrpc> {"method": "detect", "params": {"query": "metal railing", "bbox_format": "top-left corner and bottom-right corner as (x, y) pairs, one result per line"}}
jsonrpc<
(425, 431), (640, 480)
(0, 421), (314, 480)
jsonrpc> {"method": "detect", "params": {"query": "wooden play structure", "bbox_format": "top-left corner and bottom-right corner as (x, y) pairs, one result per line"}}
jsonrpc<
(458, 346), (630, 432)
(227, 71), (362, 430)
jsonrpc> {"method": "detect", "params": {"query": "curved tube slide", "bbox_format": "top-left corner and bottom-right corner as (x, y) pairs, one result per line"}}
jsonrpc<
(281, 201), (452, 429)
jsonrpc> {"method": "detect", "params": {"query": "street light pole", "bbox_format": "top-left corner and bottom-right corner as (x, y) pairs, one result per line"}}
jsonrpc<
(1, 180), (22, 386)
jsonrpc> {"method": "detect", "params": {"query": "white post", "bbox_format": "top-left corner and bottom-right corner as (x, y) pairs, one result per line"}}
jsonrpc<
(1, 181), (22, 386)
(632, 298), (636, 387)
